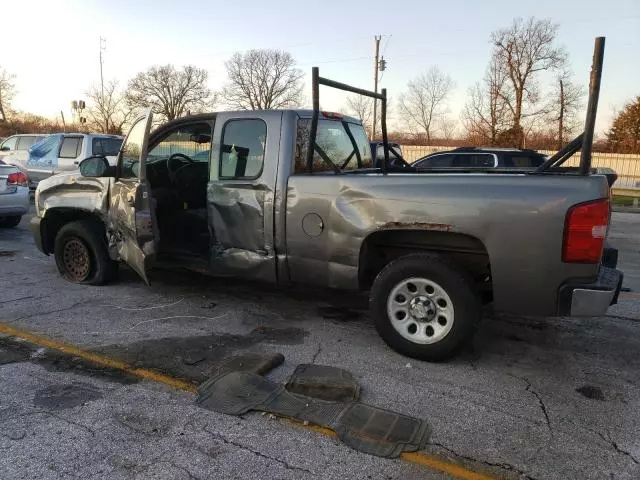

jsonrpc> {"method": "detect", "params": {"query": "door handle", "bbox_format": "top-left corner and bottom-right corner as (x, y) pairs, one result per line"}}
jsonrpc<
(126, 195), (135, 206)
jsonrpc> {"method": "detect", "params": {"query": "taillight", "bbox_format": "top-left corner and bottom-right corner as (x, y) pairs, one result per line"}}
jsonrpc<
(563, 198), (609, 263)
(321, 111), (343, 120)
(7, 171), (28, 187)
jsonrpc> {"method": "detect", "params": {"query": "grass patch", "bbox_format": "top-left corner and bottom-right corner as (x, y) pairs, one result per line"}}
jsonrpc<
(612, 195), (639, 207)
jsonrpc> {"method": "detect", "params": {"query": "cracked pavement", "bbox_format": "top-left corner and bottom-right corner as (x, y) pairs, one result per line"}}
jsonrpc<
(1, 209), (639, 479)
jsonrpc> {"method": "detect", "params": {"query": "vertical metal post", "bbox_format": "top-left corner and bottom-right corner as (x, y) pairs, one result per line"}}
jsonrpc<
(99, 37), (106, 100)
(372, 35), (381, 140)
(307, 67), (320, 173)
(580, 37), (605, 175)
(381, 88), (389, 174)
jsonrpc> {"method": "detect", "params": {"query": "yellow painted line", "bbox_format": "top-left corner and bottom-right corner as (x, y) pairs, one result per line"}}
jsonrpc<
(402, 452), (499, 480)
(619, 291), (640, 299)
(0, 322), (197, 393)
(0, 321), (500, 480)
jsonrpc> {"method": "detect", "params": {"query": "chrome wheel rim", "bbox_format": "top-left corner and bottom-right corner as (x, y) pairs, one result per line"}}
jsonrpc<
(62, 238), (91, 282)
(386, 277), (454, 344)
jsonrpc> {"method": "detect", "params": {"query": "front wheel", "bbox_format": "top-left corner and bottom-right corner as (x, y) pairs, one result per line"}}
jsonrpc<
(54, 220), (118, 285)
(370, 253), (481, 361)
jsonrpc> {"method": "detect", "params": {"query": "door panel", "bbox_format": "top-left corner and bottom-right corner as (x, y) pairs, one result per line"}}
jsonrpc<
(207, 112), (282, 282)
(108, 109), (156, 283)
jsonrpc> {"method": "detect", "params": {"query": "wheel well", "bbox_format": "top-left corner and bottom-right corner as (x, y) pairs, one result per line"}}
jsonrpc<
(359, 230), (492, 300)
(41, 208), (107, 254)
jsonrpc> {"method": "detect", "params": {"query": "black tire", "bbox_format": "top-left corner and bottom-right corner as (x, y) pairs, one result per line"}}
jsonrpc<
(0, 215), (21, 228)
(54, 220), (118, 285)
(370, 253), (481, 361)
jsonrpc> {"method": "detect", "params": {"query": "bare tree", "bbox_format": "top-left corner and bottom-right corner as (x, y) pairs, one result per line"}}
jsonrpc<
(222, 49), (304, 110)
(398, 67), (454, 144)
(87, 80), (136, 135)
(343, 94), (392, 138)
(440, 118), (458, 142)
(491, 17), (567, 147)
(0, 68), (16, 122)
(125, 65), (214, 121)
(550, 71), (584, 148)
(345, 94), (373, 133)
(462, 57), (512, 145)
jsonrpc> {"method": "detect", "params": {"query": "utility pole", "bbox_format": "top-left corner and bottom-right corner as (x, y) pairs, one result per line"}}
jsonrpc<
(99, 37), (106, 99)
(558, 78), (564, 150)
(372, 35), (381, 139)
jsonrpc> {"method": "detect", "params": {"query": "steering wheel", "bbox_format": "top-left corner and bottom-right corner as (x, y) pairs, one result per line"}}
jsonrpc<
(167, 153), (194, 185)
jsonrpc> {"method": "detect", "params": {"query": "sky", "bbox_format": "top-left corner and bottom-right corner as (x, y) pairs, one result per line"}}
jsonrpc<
(1, 0), (639, 135)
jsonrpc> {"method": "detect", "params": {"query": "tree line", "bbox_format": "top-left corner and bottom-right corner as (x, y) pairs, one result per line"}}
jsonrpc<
(0, 17), (638, 153)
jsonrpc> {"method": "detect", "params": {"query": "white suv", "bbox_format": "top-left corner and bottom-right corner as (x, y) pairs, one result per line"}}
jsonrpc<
(26, 133), (123, 186)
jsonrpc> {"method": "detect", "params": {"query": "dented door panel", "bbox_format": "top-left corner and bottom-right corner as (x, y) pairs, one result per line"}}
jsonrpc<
(108, 180), (156, 282)
(207, 111), (282, 282)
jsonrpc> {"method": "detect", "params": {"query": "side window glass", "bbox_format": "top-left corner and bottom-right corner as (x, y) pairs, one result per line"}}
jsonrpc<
(149, 123), (211, 163)
(453, 154), (494, 167)
(93, 137), (123, 157)
(119, 118), (147, 178)
(1, 136), (18, 151)
(219, 119), (266, 179)
(59, 137), (83, 159)
(294, 119), (372, 173)
(28, 135), (60, 167)
(478, 154), (495, 167)
(418, 154), (453, 167)
(17, 136), (39, 150)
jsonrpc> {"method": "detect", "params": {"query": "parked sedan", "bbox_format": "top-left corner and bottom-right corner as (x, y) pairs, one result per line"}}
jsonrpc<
(0, 162), (30, 227)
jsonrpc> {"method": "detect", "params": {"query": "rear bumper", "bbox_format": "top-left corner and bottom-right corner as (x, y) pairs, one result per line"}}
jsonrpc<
(0, 186), (30, 216)
(30, 215), (45, 254)
(558, 266), (623, 316)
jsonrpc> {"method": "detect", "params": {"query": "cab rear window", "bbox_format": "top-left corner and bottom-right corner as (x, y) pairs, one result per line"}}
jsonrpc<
(295, 119), (372, 173)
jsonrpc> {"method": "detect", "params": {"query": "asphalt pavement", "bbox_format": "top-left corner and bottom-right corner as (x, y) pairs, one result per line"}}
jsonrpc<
(1, 208), (639, 480)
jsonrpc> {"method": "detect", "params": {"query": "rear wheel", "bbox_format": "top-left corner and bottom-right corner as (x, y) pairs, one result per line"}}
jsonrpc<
(54, 220), (118, 285)
(0, 215), (21, 228)
(370, 253), (481, 361)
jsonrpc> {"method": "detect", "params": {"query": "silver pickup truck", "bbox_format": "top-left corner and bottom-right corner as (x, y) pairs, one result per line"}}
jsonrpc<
(31, 57), (623, 361)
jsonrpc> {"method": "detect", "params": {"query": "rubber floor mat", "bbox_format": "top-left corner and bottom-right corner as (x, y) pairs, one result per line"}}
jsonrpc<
(196, 371), (430, 458)
(286, 364), (360, 402)
(197, 353), (284, 395)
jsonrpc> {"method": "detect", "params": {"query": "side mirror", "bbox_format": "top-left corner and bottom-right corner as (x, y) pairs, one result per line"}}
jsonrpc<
(1, 145), (10, 152)
(79, 155), (111, 177)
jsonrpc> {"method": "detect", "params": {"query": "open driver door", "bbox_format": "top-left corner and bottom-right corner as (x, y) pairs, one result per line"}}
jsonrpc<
(108, 109), (158, 284)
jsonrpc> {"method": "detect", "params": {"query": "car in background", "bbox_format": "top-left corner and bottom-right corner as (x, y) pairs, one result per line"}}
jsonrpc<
(0, 162), (30, 227)
(0, 134), (48, 166)
(370, 141), (404, 168)
(412, 147), (548, 169)
(26, 133), (123, 187)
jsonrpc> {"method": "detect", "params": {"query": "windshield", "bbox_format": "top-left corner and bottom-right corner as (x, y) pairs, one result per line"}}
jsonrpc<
(295, 119), (372, 173)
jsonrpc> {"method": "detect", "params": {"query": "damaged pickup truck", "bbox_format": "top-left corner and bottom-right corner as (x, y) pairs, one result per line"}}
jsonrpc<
(31, 41), (623, 360)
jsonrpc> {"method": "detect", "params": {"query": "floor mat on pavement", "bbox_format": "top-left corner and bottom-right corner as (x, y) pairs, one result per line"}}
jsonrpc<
(285, 363), (360, 402)
(197, 353), (284, 396)
(196, 371), (430, 458)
